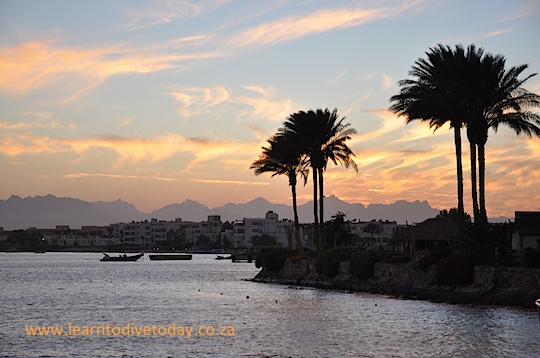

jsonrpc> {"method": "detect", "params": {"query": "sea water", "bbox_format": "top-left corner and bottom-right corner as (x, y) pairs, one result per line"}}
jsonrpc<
(0, 252), (538, 357)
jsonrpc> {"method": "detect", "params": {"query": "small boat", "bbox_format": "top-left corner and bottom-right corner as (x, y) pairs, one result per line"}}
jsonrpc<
(215, 255), (232, 260)
(100, 253), (143, 262)
(149, 254), (192, 261)
(34, 251), (46, 254)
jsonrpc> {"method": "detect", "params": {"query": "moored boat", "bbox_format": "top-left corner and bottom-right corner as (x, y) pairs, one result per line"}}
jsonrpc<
(100, 253), (143, 262)
(149, 254), (192, 261)
(215, 255), (232, 260)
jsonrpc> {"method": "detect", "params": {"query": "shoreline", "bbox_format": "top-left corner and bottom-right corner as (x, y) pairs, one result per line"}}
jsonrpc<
(252, 259), (540, 309)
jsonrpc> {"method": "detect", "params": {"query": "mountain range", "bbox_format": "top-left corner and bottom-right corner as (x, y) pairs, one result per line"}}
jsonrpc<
(0, 194), (509, 230)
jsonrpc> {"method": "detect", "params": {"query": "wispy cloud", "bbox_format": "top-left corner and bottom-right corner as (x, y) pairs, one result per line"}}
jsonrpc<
(0, 40), (221, 102)
(0, 132), (259, 170)
(164, 84), (295, 122)
(496, 0), (540, 22)
(64, 172), (194, 182)
(123, 0), (203, 30)
(327, 69), (348, 85)
(0, 115), (66, 131)
(441, 28), (513, 45)
(165, 85), (231, 117)
(190, 178), (270, 185)
(120, 117), (132, 127)
(361, 72), (394, 90)
(224, 1), (426, 51)
(64, 172), (151, 180)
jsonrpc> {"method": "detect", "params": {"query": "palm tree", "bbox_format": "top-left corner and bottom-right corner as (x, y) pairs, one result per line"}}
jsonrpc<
(389, 44), (469, 227)
(325, 212), (354, 247)
(439, 45), (540, 228)
(280, 108), (358, 250)
(250, 134), (309, 251)
(390, 44), (540, 232)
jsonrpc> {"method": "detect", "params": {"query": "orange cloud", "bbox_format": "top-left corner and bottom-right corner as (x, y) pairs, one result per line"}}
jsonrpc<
(189, 179), (270, 186)
(0, 132), (260, 170)
(165, 85), (231, 117)
(0, 40), (221, 102)
(319, 111), (540, 218)
(164, 84), (295, 122)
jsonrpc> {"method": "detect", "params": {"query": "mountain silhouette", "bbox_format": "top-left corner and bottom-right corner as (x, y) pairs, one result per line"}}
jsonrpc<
(0, 194), (508, 230)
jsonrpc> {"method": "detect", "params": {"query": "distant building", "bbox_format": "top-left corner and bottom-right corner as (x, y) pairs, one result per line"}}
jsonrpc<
(231, 211), (304, 249)
(185, 215), (223, 246)
(110, 218), (191, 248)
(350, 220), (408, 249)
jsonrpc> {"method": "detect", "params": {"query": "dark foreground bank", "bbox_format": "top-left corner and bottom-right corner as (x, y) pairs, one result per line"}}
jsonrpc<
(252, 258), (540, 309)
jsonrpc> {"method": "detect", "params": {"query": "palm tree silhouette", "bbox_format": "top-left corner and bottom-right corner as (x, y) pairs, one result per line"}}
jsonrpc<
(250, 134), (309, 251)
(280, 108), (358, 250)
(462, 46), (540, 228)
(389, 44), (472, 227)
(390, 44), (540, 231)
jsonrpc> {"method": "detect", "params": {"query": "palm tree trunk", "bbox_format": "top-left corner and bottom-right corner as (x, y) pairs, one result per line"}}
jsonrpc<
(478, 143), (488, 228)
(454, 126), (464, 240)
(291, 181), (303, 254)
(318, 168), (325, 250)
(312, 167), (320, 252)
(470, 142), (480, 225)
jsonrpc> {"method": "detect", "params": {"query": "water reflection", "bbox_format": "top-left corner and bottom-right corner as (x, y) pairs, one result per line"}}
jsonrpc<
(1, 253), (538, 357)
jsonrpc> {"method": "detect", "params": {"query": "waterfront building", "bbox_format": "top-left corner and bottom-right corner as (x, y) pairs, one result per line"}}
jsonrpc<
(110, 218), (192, 248)
(184, 215), (223, 247)
(349, 220), (408, 249)
(231, 211), (304, 249)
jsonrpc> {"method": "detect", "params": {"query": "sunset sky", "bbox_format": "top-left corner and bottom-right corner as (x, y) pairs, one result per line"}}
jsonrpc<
(1, 0), (539, 219)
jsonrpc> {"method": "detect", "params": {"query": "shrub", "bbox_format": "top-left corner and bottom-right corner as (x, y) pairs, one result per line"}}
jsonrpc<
(417, 253), (435, 270)
(434, 254), (474, 286)
(523, 242), (540, 267)
(289, 251), (311, 262)
(255, 248), (296, 271)
(315, 247), (353, 277)
(350, 250), (379, 278)
(389, 254), (412, 264)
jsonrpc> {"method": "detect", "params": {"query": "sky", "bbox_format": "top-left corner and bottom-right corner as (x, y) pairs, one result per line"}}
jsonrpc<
(1, 0), (539, 219)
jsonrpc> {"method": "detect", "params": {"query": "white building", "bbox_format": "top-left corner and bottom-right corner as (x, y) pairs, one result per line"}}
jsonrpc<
(231, 211), (302, 249)
(185, 215), (223, 246)
(110, 218), (191, 247)
(43, 235), (113, 247)
(350, 220), (408, 249)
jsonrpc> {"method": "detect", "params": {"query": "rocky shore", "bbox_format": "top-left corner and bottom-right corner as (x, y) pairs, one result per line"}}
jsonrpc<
(252, 258), (540, 309)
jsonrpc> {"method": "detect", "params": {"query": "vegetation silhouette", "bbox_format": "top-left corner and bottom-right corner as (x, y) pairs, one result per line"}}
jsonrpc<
(278, 108), (358, 251)
(252, 108), (357, 252)
(250, 44), (539, 267)
(250, 134), (309, 252)
(390, 44), (540, 239)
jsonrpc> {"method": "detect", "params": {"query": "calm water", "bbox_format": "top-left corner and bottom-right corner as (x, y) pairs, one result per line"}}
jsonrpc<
(0, 252), (538, 358)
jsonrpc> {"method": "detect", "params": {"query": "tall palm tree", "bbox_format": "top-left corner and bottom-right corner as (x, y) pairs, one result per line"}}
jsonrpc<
(319, 110), (359, 247)
(280, 108), (358, 250)
(462, 49), (540, 228)
(391, 44), (540, 232)
(250, 134), (309, 251)
(389, 44), (467, 227)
